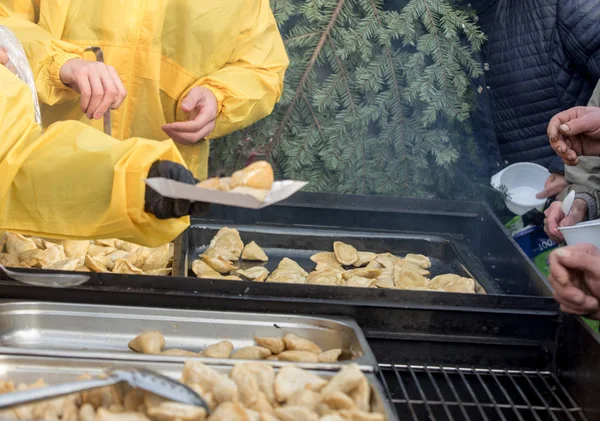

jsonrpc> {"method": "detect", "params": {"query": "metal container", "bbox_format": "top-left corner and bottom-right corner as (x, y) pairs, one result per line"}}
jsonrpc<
(0, 301), (377, 372)
(0, 355), (399, 421)
(176, 223), (503, 294)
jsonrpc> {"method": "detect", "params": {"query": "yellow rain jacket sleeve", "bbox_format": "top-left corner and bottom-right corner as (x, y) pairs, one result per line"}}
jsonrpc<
(0, 1), (84, 106)
(0, 0), (288, 180)
(0, 65), (190, 247)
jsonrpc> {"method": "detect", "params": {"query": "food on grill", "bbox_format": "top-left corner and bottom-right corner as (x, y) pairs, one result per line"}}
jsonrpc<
(0, 361), (387, 421)
(0, 232), (174, 276)
(128, 331), (345, 363)
(128, 331), (165, 355)
(241, 241), (268, 262)
(197, 161), (275, 202)
(190, 228), (477, 293)
(236, 266), (269, 282)
(202, 227), (244, 262)
(201, 341), (234, 359)
(333, 241), (359, 266)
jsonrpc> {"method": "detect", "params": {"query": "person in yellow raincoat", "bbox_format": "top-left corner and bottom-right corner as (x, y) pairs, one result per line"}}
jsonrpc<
(0, 1), (288, 180)
(0, 48), (208, 248)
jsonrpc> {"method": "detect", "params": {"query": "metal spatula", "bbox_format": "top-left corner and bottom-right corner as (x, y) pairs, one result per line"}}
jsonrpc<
(0, 264), (90, 288)
(0, 368), (210, 412)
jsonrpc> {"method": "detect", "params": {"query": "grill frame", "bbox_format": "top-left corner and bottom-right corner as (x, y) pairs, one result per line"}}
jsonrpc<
(378, 363), (588, 421)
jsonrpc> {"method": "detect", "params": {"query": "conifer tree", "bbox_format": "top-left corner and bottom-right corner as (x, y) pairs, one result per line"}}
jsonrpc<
(210, 0), (503, 206)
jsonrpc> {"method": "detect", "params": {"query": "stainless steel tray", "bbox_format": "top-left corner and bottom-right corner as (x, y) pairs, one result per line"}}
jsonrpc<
(0, 355), (399, 421)
(0, 301), (377, 372)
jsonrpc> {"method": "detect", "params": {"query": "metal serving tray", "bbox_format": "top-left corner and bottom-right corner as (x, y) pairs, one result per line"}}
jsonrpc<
(0, 355), (398, 421)
(176, 223), (503, 294)
(0, 301), (377, 372)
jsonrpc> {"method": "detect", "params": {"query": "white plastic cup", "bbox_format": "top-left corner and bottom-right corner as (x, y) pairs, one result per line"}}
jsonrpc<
(559, 220), (600, 248)
(497, 163), (549, 215)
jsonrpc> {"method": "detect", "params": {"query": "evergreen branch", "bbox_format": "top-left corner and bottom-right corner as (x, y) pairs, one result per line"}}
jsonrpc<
(268, 0), (347, 157)
(285, 32), (320, 45)
(327, 39), (357, 117)
(420, 0), (447, 90)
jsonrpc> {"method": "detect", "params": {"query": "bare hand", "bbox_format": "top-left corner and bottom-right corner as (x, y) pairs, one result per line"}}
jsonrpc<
(162, 87), (218, 144)
(547, 106), (600, 165)
(548, 245), (600, 319)
(59, 58), (127, 120)
(536, 173), (569, 199)
(543, 199), (587, 243)
(0, 47), (17, 75)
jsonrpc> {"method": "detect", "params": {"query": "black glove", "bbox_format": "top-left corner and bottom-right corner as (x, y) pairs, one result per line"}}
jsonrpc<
(145, 160), (209, 219)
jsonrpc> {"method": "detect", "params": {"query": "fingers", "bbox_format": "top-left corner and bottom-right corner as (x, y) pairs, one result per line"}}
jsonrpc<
(553, 245), (600, 276)
(560, 199), (587, 227)
(559, 112), (599, 138)
(162, 87), (219, 144)
(85, 68), (106, 119)
(544, 202), (565, 243)
(107, 66), (127, 110)
(0, 47), (9, 65)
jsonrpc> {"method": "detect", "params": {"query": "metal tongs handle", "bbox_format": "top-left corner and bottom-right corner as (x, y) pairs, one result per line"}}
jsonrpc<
(84, 46), (112, 136)
(0, 377), (117, 409)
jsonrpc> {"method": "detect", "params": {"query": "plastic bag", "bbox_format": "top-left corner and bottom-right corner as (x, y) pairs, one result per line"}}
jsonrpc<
(0, 25), (42, 125)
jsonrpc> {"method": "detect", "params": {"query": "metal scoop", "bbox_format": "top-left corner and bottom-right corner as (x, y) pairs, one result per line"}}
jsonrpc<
(0, 368), (210, 412)
(0, 264), (90, 288)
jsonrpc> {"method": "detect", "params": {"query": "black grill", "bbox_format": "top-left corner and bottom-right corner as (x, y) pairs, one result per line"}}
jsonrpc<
(379, 364), (587, 421)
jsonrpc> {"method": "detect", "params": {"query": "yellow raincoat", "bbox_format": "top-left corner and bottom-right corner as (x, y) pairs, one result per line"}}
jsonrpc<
(0, 65), (189, 247)
(0, 0), (288, 179)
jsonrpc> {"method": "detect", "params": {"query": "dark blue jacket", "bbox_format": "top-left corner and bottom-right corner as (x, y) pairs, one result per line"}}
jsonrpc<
(470, 0), (600, 176)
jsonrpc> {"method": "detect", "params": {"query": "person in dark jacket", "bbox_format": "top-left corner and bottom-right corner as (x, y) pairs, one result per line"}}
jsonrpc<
(469, 0), (600, 199)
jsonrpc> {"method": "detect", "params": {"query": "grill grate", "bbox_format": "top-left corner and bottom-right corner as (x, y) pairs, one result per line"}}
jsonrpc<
(378, 364), (588, 421)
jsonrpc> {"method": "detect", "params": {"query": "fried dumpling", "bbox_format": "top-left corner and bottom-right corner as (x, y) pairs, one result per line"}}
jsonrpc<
(375, 268), (394, 289)
(267, 269), (307, 284)
(278, 258), (308, 276)
(283, 333), (322, 354)
(0, 253), (19, 267)
(128, 331), (165, 354)
(197, 177), (222, 190)
(19, 245), (66, 268)
(307, 270), (343, 286)
(147, 402), (206, 421)
(350, 377), (371, 413)
(213, 376), (239, 404)
(393, 267), (430, 290)
(321, 364), (364, 397)
(254, 336), (286, 354)
(322, 392), (357, 411)
(88, 244), (116, 257)
(5, 233), (36, 255)
(113, 259), (144, 275)
(146, 268), (173, 276)
(287, 389), (322, 411)
(95, 408), (150, 421)
(404, 253), (432, 269)
(345, 276), (377, 288)
(237, 267), (270, 282)
(342, 268), (381, 280)
(161, 349), (199, 357)
(315, 262), (345, 273)
(123, 247), (147, 269)
(375, 253), (400, 269)
(182, 361), (223, 391)
(310, 252), (340, 266)
(333, 242), (358, 266)
(205, 402), (248, 421)
(245, 363), (276, 404)
(85, 254), (110, 273)
(337, 410), (385, 421)
(202, 255), (238, 274)
(141, 244), (171, 272)
(318, 349), (343, 363)
(203, 341), (234, 359)
(242, 241), (269, 262)
(275, 406), (319, 421)
(205, 228), (244, 261)
(353, 252), (377, 268)
(395, 259), (430, 276)
(230, 364), (259, 407)
(44, 258), (81, 272)
(231, 346), (272, 360)
(63, 240), (91, 260)
(95, 239), (117, 248)
(274, 366), (327, 403)
(430, 274), (476, 293)
(192, 260), (220, 278)
(277, 350), (319, 363)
